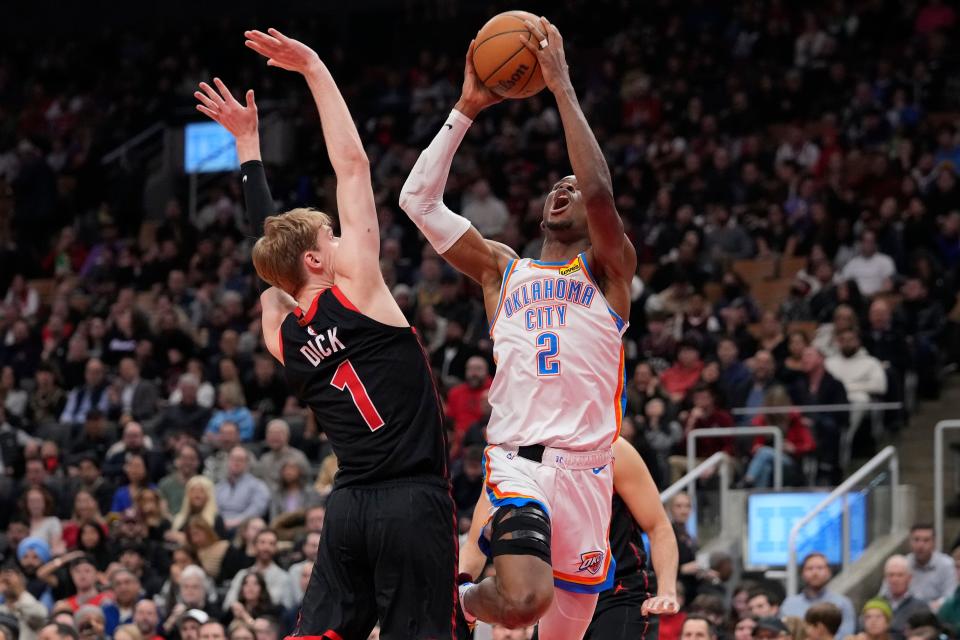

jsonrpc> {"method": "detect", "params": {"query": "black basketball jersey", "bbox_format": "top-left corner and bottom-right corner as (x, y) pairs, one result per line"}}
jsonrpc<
(609, 492), (654, 587)
(279, 286), (448, 488)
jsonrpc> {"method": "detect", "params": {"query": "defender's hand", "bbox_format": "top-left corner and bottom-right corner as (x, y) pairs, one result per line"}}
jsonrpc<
(455, 39), (503, 119)
(519, 16), (571, 94)
(245, 28), (321, 75)
(194, 78), (258, 141)
(641, 593), (680, 616)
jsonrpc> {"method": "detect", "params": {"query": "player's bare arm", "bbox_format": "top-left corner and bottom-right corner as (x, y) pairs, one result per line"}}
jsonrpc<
(399, 42), (518, 320)
(461, 490), (492, 580)
(521, 18), (637, 311)
(195, 76), (297, 362)
(245, 28), (405, 328)
(611, 438), (680, 616)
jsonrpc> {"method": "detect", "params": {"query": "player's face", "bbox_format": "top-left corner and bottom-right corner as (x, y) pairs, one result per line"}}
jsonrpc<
(302, 224), (339, 283)
(542, 176), (588, 240)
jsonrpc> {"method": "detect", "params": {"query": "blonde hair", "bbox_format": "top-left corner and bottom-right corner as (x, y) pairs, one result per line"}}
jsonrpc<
(218, 381), (245, 408)
(173, 476), (219, 531)
(252, 208), (333, 295)
(763, 385), (794, 430)
(114, 625), (143, 640)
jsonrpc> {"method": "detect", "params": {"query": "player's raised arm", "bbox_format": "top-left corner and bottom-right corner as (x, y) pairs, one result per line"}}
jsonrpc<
(611, 437), (680, 616)
(520, 18), (636, 281)
(245, 28), (379, 277)
(194, 78), (274, 238)
(399, 42), (517, 289)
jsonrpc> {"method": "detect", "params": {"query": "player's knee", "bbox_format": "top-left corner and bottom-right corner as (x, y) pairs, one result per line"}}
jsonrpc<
(500, 582), (554, 627)
(490, 503), (552, 563)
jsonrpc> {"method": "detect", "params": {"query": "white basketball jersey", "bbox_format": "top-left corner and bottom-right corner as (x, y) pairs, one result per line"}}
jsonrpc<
(486, 252), (628, 451)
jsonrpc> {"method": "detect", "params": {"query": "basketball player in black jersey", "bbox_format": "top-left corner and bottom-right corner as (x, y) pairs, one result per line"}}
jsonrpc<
(194, 29), (457, 640)
(462, 438), (678, 638)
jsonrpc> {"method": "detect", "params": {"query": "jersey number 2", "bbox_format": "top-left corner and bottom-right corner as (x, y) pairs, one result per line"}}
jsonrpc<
(330, 360), (386, 431)
(536, 332), (561, 376)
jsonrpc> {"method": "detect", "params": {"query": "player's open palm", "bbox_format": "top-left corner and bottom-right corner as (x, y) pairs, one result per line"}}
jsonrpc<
(519, 16), (571, 93)
(245, 28), (321, 75)
(641, 593), (681, 616)
(194, 78), (258, 139)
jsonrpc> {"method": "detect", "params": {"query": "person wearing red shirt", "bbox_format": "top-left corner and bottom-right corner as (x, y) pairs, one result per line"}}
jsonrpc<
(444, 355), (491, 457)
(683, 384), (734, 458)
(661, 341), (705, 402)
(59, 555), (111, 612)
(744, 387), (816, 487)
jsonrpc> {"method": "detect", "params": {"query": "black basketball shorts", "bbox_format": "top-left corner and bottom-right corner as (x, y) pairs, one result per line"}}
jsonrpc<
(292, 478), (458, 640)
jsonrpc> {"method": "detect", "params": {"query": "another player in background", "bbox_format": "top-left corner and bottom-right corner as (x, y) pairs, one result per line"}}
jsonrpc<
(400, 16), (677, 639)
(463, 438), (679, 639)
(195, 29), (456, 640)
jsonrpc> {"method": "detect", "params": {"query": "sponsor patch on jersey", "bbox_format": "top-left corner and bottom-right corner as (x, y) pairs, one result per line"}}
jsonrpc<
(558, 262), (581, 276)
(578, 550), (604, 575)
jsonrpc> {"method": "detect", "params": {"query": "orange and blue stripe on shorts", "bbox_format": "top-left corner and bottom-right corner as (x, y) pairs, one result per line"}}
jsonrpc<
(481, 445), (549, 514)
(478, 445), (550, 559)
(553, 549), (617, 594)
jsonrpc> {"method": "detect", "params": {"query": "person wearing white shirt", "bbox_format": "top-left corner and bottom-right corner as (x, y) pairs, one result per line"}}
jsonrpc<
(825, 329), (887, 404)
(839, 230), (896, 296)
(825, 328), (887, 444)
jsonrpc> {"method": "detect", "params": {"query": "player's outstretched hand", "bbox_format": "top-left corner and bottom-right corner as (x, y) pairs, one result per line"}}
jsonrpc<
(455, 39), (503, 119)
(518, 16), (571, 94)
(245, 28), (321, 75)
(194, 78), (258, 140)
(641, 594), (681, 616)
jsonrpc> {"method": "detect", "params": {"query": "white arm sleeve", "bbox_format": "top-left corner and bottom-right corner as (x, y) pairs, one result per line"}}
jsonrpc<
(398, 108), (474, 254)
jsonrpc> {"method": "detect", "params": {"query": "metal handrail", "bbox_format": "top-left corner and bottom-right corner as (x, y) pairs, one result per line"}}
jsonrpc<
(661, 452), (732, 542)
(934, 420), (960, 550)
(786, 446), (900, 596)
(687, 426), (784, 491)
(101, 121), (165, 166)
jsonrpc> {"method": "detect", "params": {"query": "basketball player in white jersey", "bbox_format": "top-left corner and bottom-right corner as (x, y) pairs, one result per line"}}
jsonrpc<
(400, 17), (678, 639)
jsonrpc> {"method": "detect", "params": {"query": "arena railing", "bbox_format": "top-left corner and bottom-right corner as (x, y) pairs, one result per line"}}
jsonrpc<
(732, 402), (902, 469)
(101, 121), (165, 167)
(786, 445), (900, 596)
(661, 451), (731, 542)
(687, 426), (784, 491)
(934, 420), (960, 551)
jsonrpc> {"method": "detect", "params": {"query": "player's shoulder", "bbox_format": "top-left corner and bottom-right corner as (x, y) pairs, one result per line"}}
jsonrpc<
(486, 239), (519, 268)
(584, 237), (636, 282)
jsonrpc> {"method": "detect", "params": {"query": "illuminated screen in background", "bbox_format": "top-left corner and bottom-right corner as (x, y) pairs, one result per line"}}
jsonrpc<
(746, 491), (867, 568)
(184, 122), (239, 173)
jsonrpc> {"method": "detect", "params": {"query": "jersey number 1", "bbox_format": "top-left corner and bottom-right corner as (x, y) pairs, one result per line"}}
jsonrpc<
(536, 332), (560, 376)
(330, 360), (386, 431)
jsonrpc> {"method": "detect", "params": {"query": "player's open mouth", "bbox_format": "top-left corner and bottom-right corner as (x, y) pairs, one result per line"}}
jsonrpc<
(551, 192), (571, 214)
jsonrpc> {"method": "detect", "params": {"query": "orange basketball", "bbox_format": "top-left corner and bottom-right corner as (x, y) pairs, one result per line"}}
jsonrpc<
(472, 10), (547, 100)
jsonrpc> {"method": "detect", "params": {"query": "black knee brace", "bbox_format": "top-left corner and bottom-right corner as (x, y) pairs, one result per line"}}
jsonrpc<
(490, 503), (552, 564)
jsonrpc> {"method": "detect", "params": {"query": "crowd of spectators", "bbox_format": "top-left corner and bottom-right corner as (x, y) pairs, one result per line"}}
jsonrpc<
(659, 521), (960, 640)
(0, 0), (959, 639)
